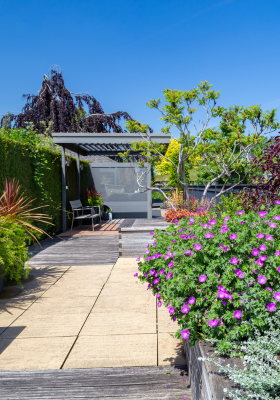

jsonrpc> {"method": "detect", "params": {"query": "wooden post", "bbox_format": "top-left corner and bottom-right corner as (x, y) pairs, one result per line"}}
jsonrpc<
(61, 145), (67, 232)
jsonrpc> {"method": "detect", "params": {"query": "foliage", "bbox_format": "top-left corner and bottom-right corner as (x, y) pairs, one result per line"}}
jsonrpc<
(152, 191), (168, 201)
(164, 208), (209, 223)
(1, 69), (142, 135)
(82, 187), (104, 207)
(239, 135), (280, 211)
(0, 179), (52, 243)
(201, 315), (280, 400)
(0, 135), (90, 234)
(0, 219), (29, 285)
(215, 193), (244, 217)
(136, 204), (280, 348)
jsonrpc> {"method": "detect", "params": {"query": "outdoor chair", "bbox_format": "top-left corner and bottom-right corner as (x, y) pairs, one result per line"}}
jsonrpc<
(69, 200), (101, 231)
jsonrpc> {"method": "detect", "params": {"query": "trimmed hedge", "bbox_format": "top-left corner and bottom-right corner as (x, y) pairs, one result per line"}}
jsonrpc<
(0, 136), (90, 234)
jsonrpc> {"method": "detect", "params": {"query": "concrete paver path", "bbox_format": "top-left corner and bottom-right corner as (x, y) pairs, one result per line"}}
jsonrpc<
(0, 258), (185, 370)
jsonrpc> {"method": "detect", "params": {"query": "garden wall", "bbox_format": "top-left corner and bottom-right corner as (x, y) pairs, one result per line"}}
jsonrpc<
(0, 137), (90, 234)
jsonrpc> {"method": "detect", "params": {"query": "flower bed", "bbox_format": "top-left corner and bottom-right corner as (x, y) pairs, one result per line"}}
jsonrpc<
(136, 204), (280, 353)
(164, 208), (209, 223)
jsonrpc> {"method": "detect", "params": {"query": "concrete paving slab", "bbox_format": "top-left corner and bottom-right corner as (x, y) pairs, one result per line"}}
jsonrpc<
(0, 313), (87, 338)
(0, 301), (33, 335)
(94, 292), (155, 312)
(0, 337), (74, 370)
(80, 311), (156, 335)
(63, 334), (157, 368)
(158, 305), (180, 333)
(41, 285), (102, 298)
(158, 333), (186, 366)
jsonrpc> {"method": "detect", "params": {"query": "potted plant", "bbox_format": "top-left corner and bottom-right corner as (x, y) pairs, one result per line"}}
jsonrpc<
(101, 205), (113, 221)
(81, 187), (104, 223)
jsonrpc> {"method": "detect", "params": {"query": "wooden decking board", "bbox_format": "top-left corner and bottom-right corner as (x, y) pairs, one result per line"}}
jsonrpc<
(0, 366), (190, 399)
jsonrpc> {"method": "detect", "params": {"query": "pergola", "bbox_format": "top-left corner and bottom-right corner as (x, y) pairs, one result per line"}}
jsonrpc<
(52, 132), (171, 231)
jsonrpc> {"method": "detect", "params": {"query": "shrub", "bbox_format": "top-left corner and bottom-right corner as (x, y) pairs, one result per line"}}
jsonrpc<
(0, 219), (29, 285)
(164, 208), (209, 223)
(136, 203), (280, 348)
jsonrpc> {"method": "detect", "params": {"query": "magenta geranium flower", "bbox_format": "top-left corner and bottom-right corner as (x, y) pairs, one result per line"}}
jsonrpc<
(145, 250), (150, 255)
(259, 211), (267, 218)
(224, 216), (230, 221)
(180, 234), (186, 239)
(237, 210), (244, 215)
(273, 292), (280, 301)
(199, 274), (207, 283)
(259, 244), (266, 251)
(150, 231), (154, 235)
(194, 244), (202, 251)
(156, 293), (160, 298)
(258, 275), (267, 284)
(252, 249), (259, 256)
(240, 221), (245, 225)
(171, 240), (177, 243)
(134, 273), (138, 277)
(230, 233), (237, 240)
(205, 232), (215, 239)
(278, 266), (280, 273)
(136, 257), (140, 261)
(185, 250), (191, 255)
(275, 201), (280, 205)
(222, 301), (227, 305)
(267, 303), (276, 312)
(150, 269), (155, 275)
(181, 329), (190, 339)
(157, 301), (162, 307)
(188, 296), (196, 305)
(249, 281), (254, 286)
(266, 235), (274, 241)
(153, 278), (159, 285)
(189, 217), (194, 223)
(275, 251), (280, 256)
(181, 305), (190, 313)
(217, 291), (225, 299)
(257, 233), (264, 239)
(169, 307), (175, 314)
(265, 287), (273, 292)
(222, 246), (229, 252)
(147, 284), (151, 290)
(274, 215), (280, 220)
(209, 319), (218, 327)
(168, 262), (174, 268)
(255, 259), (264, 267)
(269, 222), (277, 228)
(231, 257), (239, 265)
(233, 310), (242, 319)
(209, 219), (217, 225)
(166, 271), (173, 280)
(159, 269), (165, 275)
(221, 227), (228, 233)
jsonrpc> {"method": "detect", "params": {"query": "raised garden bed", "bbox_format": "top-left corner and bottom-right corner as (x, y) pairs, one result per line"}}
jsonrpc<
(183, 339), (244, 400)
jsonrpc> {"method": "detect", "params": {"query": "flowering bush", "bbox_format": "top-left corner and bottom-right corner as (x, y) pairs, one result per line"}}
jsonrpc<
(164, 208), (209, 223)
(136, 204), (280, 348)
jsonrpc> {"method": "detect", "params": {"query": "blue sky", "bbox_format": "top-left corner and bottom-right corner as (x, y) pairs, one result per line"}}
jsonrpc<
(1, 0), (280, 137)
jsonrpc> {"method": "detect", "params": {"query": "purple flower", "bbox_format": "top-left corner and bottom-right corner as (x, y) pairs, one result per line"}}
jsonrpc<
(217, 291), (226, 299)
(224, 216), (230, 221)
(269, 222), (277, 228)
(188, 296), (196, 305)
(259, 244), (266, 251)
(145, 250), (150, 255)
(209, 319), (218, 327)
(173, 219), (178, 223)
(153, 278), (159, 285)
(258, 275), (267, 284)
(259, 211), (267, 218)
(230, 233), (237, 240)
(134, 273), (138, 277)
(273, 292), (280, 301)
(209, 219), (217, 225)
(221, 226), (228, 233)
(147, 284), (151, 290)
(266, 235), (274, 241)
(172, 316), (176, 322)
(171, 240), (177, 243)
(274, 215), (280, 220)
(136, 257), (140, 261)
(265, 287), (273, 292)
(233, 310), (242, 319)
(231, 257), (239, 265)
(205, 232), (215, 239)
(185, 250), (191, 255)
(275, 251), (280, 256)
(199, 274), (207, 283)
(181, 305), (190, 313)
(249, 281), (254, 286)
(189, 217), (194, 223)
(181, 329), (190, 339)
(275, 201), (280, 205)
(168, 262), (174, 268)
(237, 210), (244, 215)
(222, 246), (229, 252)
(156, 293), (160, 298)
(150, 269), (156, 275)
(267, 303), (276, 312)
(257, 233), (264, 239)
(235, 269), (244, 279)
(222, 301), (227, 305)
(150, 231), (154, 235)
(252, 249), (259, 256)
(159, 269), (165, 275)
(194, 244), (202, 251)
(255, 259), (264, 267)
(166, 271), (173, 280)
(240, 221), (245, 225)
(169, 307), (175, 314)
(157, 301), (162, 307)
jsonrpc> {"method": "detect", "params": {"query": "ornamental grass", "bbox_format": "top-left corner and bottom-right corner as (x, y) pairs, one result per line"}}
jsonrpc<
(136, 204), (280, 351)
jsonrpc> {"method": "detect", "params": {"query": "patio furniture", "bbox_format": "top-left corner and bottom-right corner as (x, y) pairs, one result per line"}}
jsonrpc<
(70, 200), (101, 231)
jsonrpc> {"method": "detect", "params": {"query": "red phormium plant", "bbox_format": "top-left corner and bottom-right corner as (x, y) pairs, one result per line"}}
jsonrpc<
(164, 209), (209, 223)
(239, 135), (280, 210)
(81, 186), (104, 200)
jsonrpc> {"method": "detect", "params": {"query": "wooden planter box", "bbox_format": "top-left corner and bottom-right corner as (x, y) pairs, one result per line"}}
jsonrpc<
(183, 339), (244, 400)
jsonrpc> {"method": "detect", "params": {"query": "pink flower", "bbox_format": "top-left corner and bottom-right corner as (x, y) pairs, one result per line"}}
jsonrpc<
(221, 226), (228, 233)
(181, 329), (190, 339)
(185, 250), (191, 255)
(274, 215), (280, 220)
(267, 303), (276, 312)
(252, 249), (259, 256)
(205, 232), (215, 239)
(275, 251), (280, 256)
(150, 231), (154, 235)
(150, 269), (156, 275)
(181, 305), (190, 313)
(240, 221), (245, 225)
(266, 235), (274, 241)
(169, 307), (175, 314)
(217, 291), (226, 299)
(168, 262), (174, 268)
(258, 275), (267, 284)
(147, 284), (151, 290)
(171, 240), (177, 243)
(157, 301), (162, 307)
(136, 257), (140, 261)
(199, 274), (207, 283)
(159, 269), (165, 275)
(166, 271), (173, 280)
(134, 273), (138, 277)
(194, 244), (202, 251)
(269, 222), (277, 228)
(257, 233), (264, 239)
(209, 319), (218, 327)
(222, 246), (229, 252)
(259, 211), (267, 218)
(145, 250), (150, 254)
(275, 201), (280, 205)
(180, 234), (186, 239)
(156, 293), (160, 298)
(209, 219), (217, 225)
(233, 310), (242, 319)
(249, 281), (254, 286)
(259, 244), (266, 251)
(230, 233), (237, 240)
(231, 257), (239, 265)
(273, 292), (280, 301)
(237, 210), (244, 215)
(189, 217), (194, 223)
(278, 266), (280, 273)
(153, 278), (159, 285)
(265, 287), (273, 292)
(188, 296), (196, 305)
(224, 216), (230, 221)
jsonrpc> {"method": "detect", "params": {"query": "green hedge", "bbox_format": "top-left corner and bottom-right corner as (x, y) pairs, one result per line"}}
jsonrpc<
(0, 137), (90, 234)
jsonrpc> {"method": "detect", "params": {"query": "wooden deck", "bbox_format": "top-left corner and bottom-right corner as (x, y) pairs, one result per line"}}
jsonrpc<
(0, 366), (191, 399)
